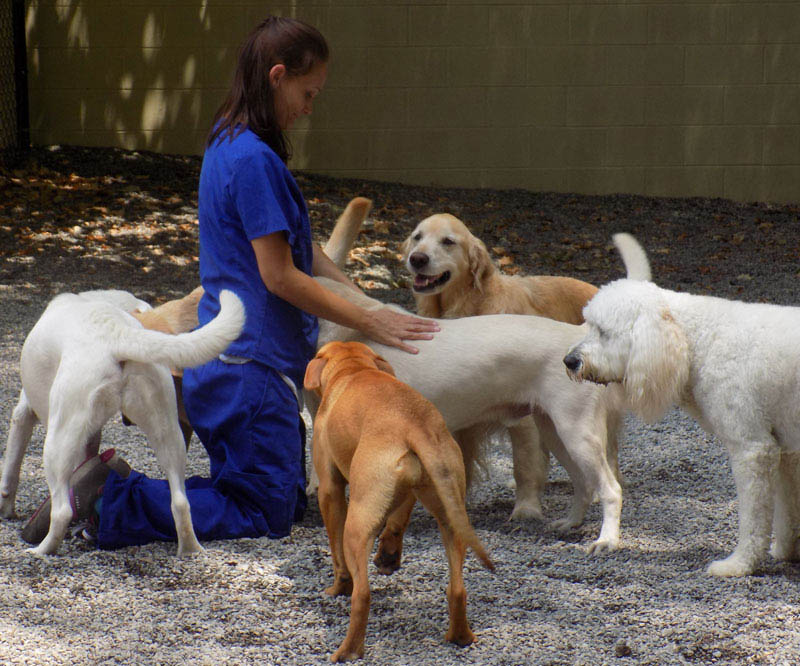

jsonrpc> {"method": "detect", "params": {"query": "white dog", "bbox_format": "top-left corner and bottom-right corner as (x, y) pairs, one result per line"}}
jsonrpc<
(564, 236), (800, 576)
(314, 276), (627, 557)
(2, 288), (244, 556)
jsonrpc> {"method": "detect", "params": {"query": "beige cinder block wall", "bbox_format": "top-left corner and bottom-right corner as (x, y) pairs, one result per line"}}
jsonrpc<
(26, 1), (800, 203)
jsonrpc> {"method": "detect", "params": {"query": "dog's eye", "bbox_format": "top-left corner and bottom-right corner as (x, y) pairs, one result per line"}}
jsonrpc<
(442, 237), (455, 246)
(413, 233), (422, 241)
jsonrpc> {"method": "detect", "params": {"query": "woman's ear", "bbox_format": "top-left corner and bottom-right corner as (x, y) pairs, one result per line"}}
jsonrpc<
(269, 63), (287, 89)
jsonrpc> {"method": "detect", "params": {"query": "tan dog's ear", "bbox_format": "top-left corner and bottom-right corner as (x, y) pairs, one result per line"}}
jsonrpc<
(303, 357), (327, 391)
(373, 355), (396, 376)
(400, 235), (412, 261)
(467, 234), (495, 292)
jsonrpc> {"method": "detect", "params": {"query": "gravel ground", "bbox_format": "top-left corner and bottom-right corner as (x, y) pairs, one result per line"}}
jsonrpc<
(2, 146), (800, 665)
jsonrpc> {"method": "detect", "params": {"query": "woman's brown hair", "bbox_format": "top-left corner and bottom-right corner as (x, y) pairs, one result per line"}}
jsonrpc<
(207, 16), (329, 162)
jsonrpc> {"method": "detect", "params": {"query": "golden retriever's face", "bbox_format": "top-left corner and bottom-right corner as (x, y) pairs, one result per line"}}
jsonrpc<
(402, 214), (475, 294)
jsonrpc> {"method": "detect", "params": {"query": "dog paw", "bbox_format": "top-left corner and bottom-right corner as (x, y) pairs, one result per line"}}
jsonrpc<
(587, 537), (619, 555)
(509, 501), (545, 522)
(706, 555), (753, 577)
(331, 643), (363, 662)
(325, 579), (353, 597)
(373, 547), (402, 575)
(551, 517), (581, 532)
(445, 627), (475, 647)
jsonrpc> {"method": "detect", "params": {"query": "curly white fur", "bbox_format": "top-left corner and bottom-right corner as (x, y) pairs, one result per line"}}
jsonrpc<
(565, 275), (800, 577)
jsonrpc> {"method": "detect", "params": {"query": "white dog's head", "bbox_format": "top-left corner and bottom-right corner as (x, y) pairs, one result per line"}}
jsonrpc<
(563, 279), (689, 423)
(401, 214), (494, 295)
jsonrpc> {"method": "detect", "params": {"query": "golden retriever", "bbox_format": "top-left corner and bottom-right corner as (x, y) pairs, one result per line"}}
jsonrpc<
(401, 213), (601, 521)
(402, 213), (598, 322)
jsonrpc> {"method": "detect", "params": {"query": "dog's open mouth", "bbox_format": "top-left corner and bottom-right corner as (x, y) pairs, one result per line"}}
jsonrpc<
(413, 271), (450, 292)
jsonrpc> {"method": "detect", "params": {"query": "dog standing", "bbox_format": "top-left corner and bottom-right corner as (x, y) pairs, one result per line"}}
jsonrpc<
(304, 341), (494, 662)
(564, 234), (800, 577)
(401, 214), (635, 522)
(1, 288), (244, 555)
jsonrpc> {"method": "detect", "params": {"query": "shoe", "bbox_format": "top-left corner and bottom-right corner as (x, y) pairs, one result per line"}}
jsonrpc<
(20, 448), (130, 545)
(68, 448), (130, 522)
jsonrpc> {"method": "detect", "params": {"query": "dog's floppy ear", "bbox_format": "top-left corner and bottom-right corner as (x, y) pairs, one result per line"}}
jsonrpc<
(467, 234), (495, 292)
(373, 355), (396, 376)
(303, 357), (328, 392)
(624, 306), (689, 423)
(400, 234), (412, 262)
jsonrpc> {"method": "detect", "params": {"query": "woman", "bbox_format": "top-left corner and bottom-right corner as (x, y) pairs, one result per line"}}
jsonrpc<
(25, 16), (437, 549)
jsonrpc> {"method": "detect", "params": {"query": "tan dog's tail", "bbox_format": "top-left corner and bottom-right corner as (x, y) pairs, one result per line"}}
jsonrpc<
(409, 430), (495, 572)
(101, 289), (245, 369)
(323, 197), (372, 268)
(613, 232), (651, 282)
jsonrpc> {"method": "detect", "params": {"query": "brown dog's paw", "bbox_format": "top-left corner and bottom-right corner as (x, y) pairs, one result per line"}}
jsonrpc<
(445, 627), (475, 647)
(331, 643), (364, 662)
(325, 579), (353, 597)
(373, 546), (402, 575)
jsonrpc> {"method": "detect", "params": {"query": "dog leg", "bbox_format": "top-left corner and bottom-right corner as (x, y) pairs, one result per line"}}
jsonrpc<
(122, 364), (202, 556)
(508, 417), (548, 521)
(373, 493), (415, 575)
(535, 416), (591, 531)
(0, 392), (37, 518)
(771, 450), (800, 562)
(414, 486), (475, 647)
(30, 421), (92, 555)
(317, 469), (352, 597)
(544, 415), (622, 553)
(708, 441), (779, 577)
(332, 463), (399, 663)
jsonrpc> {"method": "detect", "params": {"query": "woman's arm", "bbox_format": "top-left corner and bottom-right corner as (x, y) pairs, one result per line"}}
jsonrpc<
(311, 243), (360, 291)
(253, 232), (438, 353)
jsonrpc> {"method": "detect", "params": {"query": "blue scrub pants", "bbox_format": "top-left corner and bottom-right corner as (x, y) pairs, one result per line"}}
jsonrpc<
(97, 358), (307, 550)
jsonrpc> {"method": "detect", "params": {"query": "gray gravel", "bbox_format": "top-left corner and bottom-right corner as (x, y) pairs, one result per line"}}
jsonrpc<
(2, 149), (800, 665)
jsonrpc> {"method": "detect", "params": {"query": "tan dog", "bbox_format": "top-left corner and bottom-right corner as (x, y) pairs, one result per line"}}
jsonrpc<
(304, 341), (494, 662)
(401, 213), (600, 521)
(402, 213), (597, 322)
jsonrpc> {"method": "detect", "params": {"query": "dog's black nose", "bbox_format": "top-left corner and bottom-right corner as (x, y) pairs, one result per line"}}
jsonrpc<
(409, 252), (429, 270)
(563, 353), (581, 372)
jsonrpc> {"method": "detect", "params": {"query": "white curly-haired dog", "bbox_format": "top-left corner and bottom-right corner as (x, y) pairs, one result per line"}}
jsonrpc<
(564, 235), (800, 577)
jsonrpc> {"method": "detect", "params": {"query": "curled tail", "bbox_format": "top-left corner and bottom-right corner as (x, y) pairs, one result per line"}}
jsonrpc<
(409, 429), (495, 571)
(612, 232), (651, 282)
(323, 197), (372, 268)
(98, 289), (245, 369)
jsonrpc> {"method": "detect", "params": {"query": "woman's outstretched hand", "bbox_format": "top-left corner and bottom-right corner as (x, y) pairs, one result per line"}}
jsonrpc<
(363, 308), (440, 354)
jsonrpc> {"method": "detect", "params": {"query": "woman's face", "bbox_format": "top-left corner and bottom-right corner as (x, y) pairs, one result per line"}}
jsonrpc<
(271, 61), (328, 130)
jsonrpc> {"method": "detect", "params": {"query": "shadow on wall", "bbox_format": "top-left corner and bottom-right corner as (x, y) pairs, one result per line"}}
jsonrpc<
(25, 3), (305, 156)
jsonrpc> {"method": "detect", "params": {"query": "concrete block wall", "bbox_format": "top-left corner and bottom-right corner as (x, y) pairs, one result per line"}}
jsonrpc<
(25, 1), (800, 203)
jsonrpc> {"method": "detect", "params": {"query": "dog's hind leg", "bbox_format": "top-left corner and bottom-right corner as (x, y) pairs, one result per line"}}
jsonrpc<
(31, 412), (98, 555)
(770, 449), (800, 562)
(0, 391), (37, 518)
(332, 450), (411, 662)
(708, 439), (779, 577)
(414, 486), (475, 647)
(508, 416), (548, 521)
(121, 363), (202, 556)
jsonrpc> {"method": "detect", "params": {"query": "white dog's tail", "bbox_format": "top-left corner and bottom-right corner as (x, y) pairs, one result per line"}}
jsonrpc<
(613, 232), (651, 282)
(323, 197), (372, 268)
(98, 290), (245, 369)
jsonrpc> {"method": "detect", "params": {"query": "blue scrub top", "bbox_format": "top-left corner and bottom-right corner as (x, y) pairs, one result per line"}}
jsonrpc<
(197, 127), (318, 386)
